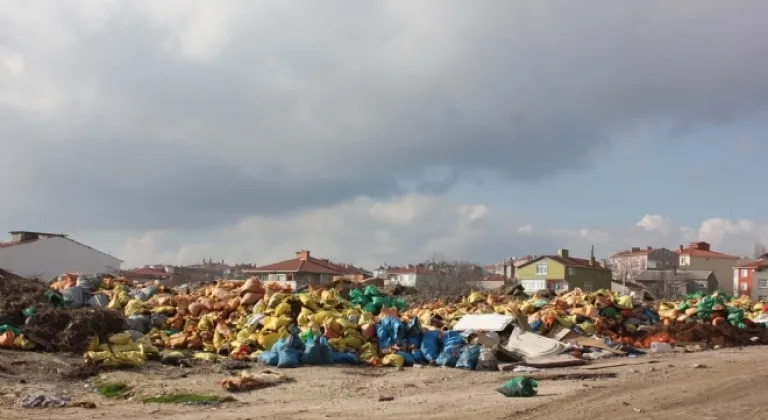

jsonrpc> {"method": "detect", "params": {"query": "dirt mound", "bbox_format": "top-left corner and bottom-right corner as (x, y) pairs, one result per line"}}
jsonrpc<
(0, 277), (54, 325)
(24, 308), (126, 352)
(670, 321), (768, 347)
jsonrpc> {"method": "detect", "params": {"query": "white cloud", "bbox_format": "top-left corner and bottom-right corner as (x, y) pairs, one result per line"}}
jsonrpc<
(69, 196), (768, 270)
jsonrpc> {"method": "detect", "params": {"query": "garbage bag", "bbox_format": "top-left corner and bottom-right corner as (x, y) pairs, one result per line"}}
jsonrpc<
(435, 330), (463, 367)
(60, 287), (87, 308)
(258, 349), (279, 366)
(421, 330), (441, 363)
(456, 345), (480, 370)
(376, 316), (404, 350)
(86, 294), (109, 309)
(396, 351), (415, 367)
(363, 285), (380, 296)
(303, 336), (333, 365)
(497, 377), (538, 397)
(76, 274), (101, 290)
(276, 349), (300, 368)
(476, 347), (498, 371)
(382, 353), (404, 367)
(332, 351), (360, 365)
(411, 349), (425, 364)
(405, 318), (423, 346)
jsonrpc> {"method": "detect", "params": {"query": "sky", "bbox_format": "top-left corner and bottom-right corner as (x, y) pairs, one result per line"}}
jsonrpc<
(1, 1), (767, 270)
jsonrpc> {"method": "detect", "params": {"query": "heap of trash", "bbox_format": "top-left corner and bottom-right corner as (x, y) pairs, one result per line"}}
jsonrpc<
(2, 274), (768, 371)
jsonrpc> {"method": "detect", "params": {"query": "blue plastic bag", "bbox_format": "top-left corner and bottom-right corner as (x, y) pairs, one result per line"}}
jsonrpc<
(376, 316), (404, 350)
(456, 345), (480, 370)
(303, 336), (334, 365)
(421, 330), (441, 363)
(284, 325), (306, 353)
(411, 349), (425, 364)
(405, 318), (423, 347)
(277, 349), (300, 368)
(331, 351), (360, 365)
(258, 349), (279, 366)
(397, 351), (415, 367)
(436, 330), (463, 367)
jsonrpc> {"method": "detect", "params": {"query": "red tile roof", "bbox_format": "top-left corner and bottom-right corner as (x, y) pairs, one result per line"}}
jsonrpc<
(734, 259), (768, 269)
(244, 251), (353, 275)
(675, 242), (738, 259)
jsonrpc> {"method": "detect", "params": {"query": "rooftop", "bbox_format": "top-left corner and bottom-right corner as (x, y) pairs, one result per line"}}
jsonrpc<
(243, 250), (366, 275)
(610, 246), (656, 258)
(635, 269), (714, 282)
(675, 241), (739, 259)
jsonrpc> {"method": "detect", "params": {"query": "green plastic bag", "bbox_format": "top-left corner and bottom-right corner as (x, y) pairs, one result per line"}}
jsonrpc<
(497, 377), (538, 397)
(364, 285), (381, 297)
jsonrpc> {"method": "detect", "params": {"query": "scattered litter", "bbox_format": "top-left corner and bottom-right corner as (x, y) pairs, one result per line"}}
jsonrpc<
(16, 394), (70, 408)
(218, 370), (291, 392)
(497, 377), (538, 397)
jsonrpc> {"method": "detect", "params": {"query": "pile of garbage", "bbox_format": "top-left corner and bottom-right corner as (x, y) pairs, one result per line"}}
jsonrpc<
(2, 274), (768, 372)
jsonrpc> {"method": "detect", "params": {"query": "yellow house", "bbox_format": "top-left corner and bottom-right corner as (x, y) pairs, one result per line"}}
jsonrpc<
(676, 242), (739, 294)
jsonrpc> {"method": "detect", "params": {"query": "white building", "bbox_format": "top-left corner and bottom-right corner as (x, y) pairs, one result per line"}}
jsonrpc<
(0, 231), (123, 281)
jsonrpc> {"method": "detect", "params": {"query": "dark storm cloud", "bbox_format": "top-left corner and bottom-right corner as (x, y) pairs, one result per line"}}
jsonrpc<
(1, 0), (768, 230)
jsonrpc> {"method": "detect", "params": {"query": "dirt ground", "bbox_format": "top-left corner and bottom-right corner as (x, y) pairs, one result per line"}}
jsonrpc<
(2, 347), (768, 420)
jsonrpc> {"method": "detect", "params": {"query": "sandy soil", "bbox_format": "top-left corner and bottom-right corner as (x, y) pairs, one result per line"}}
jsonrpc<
(2, 347), (768, 420)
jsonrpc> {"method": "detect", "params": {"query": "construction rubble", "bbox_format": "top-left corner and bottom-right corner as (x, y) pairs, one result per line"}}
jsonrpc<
(2, 273), (768, 374)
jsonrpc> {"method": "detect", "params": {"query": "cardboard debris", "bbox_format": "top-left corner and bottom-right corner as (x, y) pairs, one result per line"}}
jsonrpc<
(499, 329), (569, 361)
(452, 314), (514, 332)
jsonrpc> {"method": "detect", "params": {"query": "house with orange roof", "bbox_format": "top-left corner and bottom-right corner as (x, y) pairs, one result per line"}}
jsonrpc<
(242, 250), (368, 288)
(675, 241), (739, 295)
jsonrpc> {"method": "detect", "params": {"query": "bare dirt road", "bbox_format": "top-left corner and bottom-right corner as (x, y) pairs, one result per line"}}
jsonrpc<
(2, 347), (768, 420)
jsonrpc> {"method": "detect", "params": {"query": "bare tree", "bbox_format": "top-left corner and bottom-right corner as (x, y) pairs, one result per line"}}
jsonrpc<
(418, 254), (486, 295)
(753, 242), (767, 260)
(606, 258), (637, 295)
(643, 270), (690, 300)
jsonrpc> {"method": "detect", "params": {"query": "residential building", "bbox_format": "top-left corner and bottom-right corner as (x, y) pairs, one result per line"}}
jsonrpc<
(242, 250), (350, 288)
(122, 267), (175, 284)
(733, 256), (768, 298)
(609, 246), (678, 281)
(676, 241), (739, 294)
(122, 264), (222, 286)
(373, 264), (437, 288)
(0, 231), (123, 281)
(634, 269), (717, 299)
(484, 255), (536, 281)
(515, 248), (612, 293)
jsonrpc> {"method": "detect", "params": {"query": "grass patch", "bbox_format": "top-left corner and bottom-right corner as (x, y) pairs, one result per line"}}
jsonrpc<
(95, 382), (133, 399)
(143, 393), (234, 404)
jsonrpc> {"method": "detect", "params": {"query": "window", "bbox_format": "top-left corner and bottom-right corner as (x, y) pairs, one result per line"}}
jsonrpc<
(760, 279), (768, 289)
(741, 269), (749, 278)
(521, 280), (546, 292)
(583, 282), (593, 293)
(741, 282), (748, 291)
(535, 263), (547, 275)
(568, 267), (576, 276)
(276, 274), (287, 282)
(680, 256), (689, 266)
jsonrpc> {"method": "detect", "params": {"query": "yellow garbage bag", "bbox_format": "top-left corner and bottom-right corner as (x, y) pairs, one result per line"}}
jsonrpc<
(520, 302), (535, 314)
(252, 299), (266, 314)
(267, 293), (289, 309)
(382, 353), (404, 368)
(359, 342), (376, 360)
(111, 342), (140, 353)
(358, 312), (374, 325)
(616, 295), (633, 309)
(468, 291), (485, 303)
(193, 352), (220, 361)
(262, 316), (291, 331)
(198, 314), (215, 331)
(123, 299), (144, 317)
(556, 316), (576, 328)
(297, 307), (314, 326)
(107, 294), (123, 310)
(311, 311), (334, 324)
(256, 331), (282, 350)
(321, 289), (338, 304)
(327, 338), (346, 352)
(342, 330), (365, 350)
(108, 332), (132, 345)
(578, 322), (596, 335)
(335, 317), (355, 330)
(151, 305), (177, 315)
(299, 294), (320, 311)
(274, 302), (291, 317)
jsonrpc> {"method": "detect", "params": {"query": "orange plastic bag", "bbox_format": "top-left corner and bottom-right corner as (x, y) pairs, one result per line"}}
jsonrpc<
(0, 331), (16, 348)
